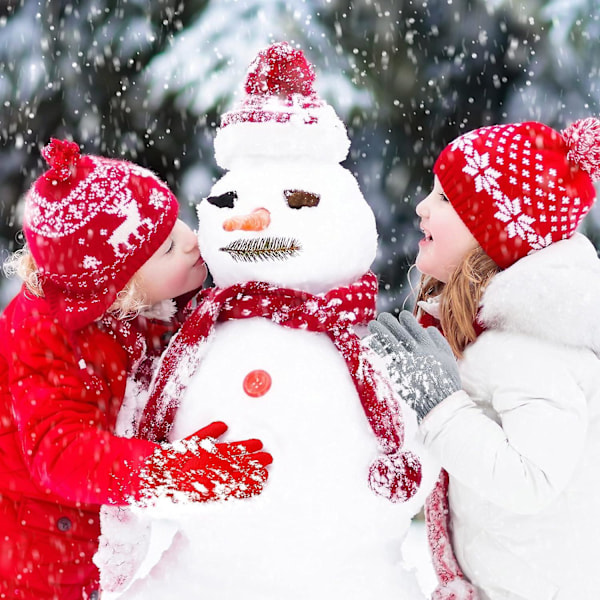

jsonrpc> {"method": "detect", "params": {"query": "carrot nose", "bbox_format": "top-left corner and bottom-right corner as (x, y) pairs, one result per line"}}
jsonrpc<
(222, 208), (271, 232)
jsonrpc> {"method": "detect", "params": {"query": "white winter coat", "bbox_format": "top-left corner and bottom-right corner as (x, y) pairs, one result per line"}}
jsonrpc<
(420, 234), (600, 600)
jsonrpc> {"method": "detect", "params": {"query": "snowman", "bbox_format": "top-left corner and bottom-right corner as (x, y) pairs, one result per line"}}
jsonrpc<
(98, 42), (435, 600)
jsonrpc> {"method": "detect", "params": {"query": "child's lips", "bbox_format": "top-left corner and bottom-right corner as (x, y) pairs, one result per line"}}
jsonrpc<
(419, 225), (433, 242)
(193, 254), (205, 267)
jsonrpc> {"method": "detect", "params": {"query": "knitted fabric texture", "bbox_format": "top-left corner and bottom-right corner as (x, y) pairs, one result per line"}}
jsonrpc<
(222, 41), (318, 126)
(425, 471), (480, 600)
(24, 139), (179, 330)
(138, 272), (422, 503)
(214, 42), (350, 167)
(434, 119), (600, 269)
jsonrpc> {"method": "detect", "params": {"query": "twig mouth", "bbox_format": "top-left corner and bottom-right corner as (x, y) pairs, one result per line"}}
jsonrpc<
(220, 237), (302, 262)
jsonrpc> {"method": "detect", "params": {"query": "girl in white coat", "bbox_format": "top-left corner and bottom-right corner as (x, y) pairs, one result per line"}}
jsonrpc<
(370, 118), (600, 600)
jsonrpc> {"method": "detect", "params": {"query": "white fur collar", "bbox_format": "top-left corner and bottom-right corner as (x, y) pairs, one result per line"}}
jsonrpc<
(140, 298), (177, 322)
(417, 295), (442, 319)
(478, 234), (600, 352)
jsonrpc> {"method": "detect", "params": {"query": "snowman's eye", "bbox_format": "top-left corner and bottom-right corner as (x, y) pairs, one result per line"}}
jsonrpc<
(207, 191), (237, 208)
(284, 189), (320, 209)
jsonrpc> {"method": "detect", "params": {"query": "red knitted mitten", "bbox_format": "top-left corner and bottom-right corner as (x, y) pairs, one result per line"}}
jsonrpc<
(136, 422), (272, 505)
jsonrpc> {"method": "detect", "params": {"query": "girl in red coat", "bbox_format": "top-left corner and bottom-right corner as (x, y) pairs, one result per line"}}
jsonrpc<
(0, 139), (272, 600)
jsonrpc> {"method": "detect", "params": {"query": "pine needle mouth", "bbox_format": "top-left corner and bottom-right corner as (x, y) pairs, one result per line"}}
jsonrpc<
(220, 237), (302, 262)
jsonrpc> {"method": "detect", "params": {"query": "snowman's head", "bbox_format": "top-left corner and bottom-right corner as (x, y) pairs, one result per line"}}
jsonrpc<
(197, 158), (377, 294)
(198, 42), (378, 294)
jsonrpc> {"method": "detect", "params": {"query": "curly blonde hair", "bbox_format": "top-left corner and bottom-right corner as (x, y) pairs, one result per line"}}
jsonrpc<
(3, 247), (148, 320)
(414, 246), (500, 358)
(3, 248), (43, 296)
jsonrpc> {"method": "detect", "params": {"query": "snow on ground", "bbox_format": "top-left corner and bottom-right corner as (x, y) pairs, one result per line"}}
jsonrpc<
(403, 517), (437, 597)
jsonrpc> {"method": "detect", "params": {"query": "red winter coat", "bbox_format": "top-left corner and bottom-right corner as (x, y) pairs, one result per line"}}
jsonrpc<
(0, 286), (182, 600)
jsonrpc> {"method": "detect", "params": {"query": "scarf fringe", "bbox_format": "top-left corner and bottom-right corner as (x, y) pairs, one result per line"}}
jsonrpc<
(425, 470), (480, 599)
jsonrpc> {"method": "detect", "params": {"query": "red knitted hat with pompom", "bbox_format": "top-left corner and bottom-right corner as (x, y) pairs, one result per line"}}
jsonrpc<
(214, 42), (350, 168)
(434, 119), (600, 269)
(24, 139), (179, 330)
(221, 42), (318, 126)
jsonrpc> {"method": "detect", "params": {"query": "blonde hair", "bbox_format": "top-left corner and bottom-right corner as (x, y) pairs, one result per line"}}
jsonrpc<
(107, 273), (149, 320)
(3, 248), (44, 296)
(3, 247), (149, 320)
(414, 246), (500, 358)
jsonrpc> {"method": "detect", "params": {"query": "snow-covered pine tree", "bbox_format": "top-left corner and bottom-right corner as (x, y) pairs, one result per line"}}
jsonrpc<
(0, 0), (185, 251)
(320, 0), (542, 309)
(137, 0), (371, 208)
(0, 0), (598, 308)
(498, 0), (600, 248)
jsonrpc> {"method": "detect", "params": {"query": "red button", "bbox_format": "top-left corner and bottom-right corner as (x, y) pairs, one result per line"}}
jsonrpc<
(243, 370), (272, 397)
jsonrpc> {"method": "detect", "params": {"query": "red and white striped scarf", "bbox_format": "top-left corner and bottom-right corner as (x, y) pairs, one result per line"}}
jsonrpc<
(138, 272), (421, 503)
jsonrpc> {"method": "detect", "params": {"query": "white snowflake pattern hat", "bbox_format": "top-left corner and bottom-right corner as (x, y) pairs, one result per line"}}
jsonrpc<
(23, 139), (179, 329)
(434, 118), (600, 268)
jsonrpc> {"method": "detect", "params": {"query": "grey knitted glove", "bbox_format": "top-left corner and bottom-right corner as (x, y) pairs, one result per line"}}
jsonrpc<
(368, 311), (461, 423)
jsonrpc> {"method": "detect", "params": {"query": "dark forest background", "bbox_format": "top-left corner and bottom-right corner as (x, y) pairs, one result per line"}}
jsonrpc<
(1, 0), (598, 309)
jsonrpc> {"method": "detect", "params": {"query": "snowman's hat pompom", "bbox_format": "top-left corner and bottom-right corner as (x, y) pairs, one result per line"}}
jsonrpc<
(562, 117), (600, 182)
(245, 42), (316, 97)
(215, 42), (350, 169)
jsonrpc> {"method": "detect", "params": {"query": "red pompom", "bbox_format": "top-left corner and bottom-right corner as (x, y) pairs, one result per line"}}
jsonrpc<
(245, 41), (315, 97)
(41, 138), (81, 183)
(562, 117), (600, 182)
(368, 450), (422, 503)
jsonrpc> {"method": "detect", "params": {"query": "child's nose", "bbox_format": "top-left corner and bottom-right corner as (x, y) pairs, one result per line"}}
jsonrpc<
(222, 208), (271, 232)
(416, 197), (428, 217)
(182, 226), (199, 251)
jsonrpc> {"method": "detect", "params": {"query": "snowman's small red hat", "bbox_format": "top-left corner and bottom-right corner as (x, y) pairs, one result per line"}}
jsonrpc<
(214, 42), (350, 168)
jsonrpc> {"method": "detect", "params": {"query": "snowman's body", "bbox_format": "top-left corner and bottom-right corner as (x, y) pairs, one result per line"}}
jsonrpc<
(162, 319), (417, 598)
(97, 44), (431, 600)
(120, 160), (426, 599)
